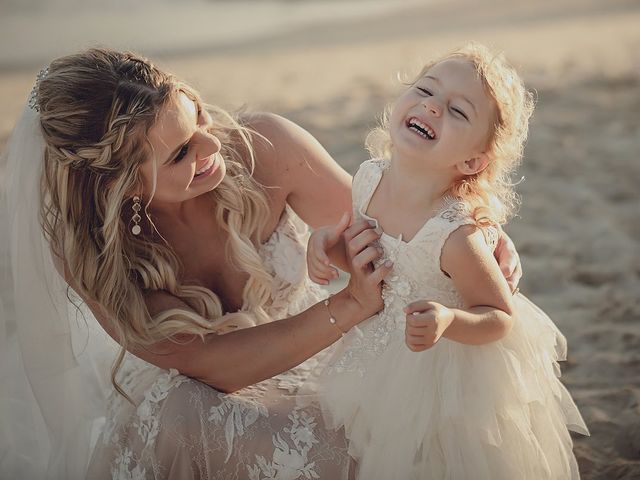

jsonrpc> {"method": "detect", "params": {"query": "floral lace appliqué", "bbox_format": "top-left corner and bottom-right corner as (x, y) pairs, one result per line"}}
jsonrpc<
(247, 407), (320, 480)
(208, 386), (270, 462)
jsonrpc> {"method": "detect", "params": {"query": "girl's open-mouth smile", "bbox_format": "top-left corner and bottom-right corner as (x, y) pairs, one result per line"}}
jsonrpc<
(406, 117), (437, 140)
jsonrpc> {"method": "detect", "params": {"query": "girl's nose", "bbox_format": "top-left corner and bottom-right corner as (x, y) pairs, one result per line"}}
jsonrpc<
(423, 98), (442, 117)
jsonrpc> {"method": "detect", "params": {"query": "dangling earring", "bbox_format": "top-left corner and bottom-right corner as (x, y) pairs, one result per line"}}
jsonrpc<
(131, 195), (142, 235)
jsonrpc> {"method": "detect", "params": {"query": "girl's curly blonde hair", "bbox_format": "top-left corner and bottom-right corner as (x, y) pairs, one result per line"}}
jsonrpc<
(36, 48), (272, 400)
(367, 42), (535, 226)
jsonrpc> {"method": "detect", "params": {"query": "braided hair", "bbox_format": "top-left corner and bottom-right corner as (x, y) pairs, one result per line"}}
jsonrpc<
(37, 48), (272, 399)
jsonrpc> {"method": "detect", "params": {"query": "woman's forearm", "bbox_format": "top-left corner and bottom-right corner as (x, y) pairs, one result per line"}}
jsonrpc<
(443, 306), (513, 346)
(188, 289), (363, 392)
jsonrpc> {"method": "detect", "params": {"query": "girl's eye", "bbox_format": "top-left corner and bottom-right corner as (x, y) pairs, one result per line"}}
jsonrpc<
(174, 144), (189, 163)
(417, 87), (432, 96)
(451, 107), (469, 121)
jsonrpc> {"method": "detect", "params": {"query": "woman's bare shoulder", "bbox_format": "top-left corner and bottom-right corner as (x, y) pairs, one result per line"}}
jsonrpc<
(240, 112), (331, 187)
(240, 112), (352, 227)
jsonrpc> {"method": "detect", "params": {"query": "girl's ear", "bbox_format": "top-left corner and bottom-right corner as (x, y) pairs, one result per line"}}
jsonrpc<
(456, 153), (490, 176)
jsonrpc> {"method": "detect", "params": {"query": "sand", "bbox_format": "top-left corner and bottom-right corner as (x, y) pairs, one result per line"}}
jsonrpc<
(1, 0), (639, 478)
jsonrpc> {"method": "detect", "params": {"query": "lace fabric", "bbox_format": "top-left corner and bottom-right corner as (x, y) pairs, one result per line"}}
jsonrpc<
(86, 206), (353, 480)
(310, 159), (588, 480)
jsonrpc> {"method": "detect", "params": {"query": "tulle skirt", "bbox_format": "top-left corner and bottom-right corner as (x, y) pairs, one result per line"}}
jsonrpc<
(311, 294), (589, 480)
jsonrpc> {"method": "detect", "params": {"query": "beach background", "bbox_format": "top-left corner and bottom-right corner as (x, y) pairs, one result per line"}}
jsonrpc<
(1, 0), (639, 478)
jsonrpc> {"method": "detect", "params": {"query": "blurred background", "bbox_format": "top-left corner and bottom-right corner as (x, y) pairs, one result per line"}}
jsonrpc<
(1, 0), (639, 478)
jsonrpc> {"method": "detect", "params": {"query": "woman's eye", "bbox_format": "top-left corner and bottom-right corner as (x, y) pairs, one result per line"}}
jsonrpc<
(174, 144), (189, 163)
(417, 87), (432, 96)
(451, 107), (469, 121)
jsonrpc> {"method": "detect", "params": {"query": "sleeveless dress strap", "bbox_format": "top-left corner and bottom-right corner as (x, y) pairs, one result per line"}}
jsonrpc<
(351, 159), (387, 220)
(420, 201), (476, 279)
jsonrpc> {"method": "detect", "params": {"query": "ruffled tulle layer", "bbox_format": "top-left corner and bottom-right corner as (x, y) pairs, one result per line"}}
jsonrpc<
(311, 294), (588, 480)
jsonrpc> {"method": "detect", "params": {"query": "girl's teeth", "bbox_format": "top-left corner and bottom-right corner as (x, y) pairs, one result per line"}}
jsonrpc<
(408, 118), (435, 139)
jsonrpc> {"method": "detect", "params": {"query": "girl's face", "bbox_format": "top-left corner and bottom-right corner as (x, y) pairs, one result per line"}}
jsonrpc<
(140, 91), (225, 207)
(389, 58), (496, 175)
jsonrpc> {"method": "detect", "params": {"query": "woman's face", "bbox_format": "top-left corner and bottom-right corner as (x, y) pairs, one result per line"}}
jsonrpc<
(140, 91), (225, 208)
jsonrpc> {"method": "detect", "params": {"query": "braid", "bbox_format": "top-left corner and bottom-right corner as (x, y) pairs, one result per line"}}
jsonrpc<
(38, 48), (273, 401)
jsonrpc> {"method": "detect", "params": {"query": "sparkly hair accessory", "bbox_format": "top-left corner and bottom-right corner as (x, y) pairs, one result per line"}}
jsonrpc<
(28, 66), (50, 112)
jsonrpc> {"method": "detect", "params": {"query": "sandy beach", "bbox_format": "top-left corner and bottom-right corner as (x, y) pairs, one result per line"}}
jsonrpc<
(1, 0), (639, 478)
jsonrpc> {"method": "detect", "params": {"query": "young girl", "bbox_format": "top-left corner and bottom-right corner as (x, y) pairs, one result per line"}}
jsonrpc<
(306, 43), (588, 479)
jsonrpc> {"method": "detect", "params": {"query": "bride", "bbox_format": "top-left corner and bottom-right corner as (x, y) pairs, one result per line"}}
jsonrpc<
(0, 48), (521, 479)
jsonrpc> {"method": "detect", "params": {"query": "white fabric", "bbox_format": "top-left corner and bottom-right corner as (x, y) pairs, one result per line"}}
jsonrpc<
(86, 206), (354, 480)
(0, 98), (355, 480)
(309, 159), (589, 480)
(1, 105), (120, 479)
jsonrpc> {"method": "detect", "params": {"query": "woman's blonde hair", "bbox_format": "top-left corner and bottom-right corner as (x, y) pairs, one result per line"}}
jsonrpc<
(367, 42), (535, 225)
(36, 48), (272, 399)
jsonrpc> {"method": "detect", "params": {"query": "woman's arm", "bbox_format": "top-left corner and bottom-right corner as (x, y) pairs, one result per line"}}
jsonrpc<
(137, 288), (365, 393)
(404, 225), (515, 350)
(247, 112), (352, 228)
(73, 219), (391, 393)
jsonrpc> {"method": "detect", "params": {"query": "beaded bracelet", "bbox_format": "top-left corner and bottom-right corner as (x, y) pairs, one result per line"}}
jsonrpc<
(324, 296), (345, 336)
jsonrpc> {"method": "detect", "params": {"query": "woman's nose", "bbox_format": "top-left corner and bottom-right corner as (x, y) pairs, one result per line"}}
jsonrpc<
(196, 131), (222, 159)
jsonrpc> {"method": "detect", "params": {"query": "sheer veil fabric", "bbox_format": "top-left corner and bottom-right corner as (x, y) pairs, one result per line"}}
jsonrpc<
(0, 102), (119, 478)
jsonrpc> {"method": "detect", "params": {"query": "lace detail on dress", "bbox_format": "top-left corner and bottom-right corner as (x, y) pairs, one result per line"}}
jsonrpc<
(314, 161), (588, 480)
(89, 205), (350, 480)
(330, 160), (479, 376)
(259, 204), (326, 321)
(247, 406), (322, 480)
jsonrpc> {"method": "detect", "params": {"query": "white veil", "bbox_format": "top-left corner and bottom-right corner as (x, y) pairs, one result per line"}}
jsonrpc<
(0, 78), (119, 479)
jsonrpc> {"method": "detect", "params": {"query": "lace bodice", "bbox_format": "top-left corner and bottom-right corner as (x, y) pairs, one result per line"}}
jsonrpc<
(90, 205), (350, 480)
(333, 159), (497, 373)
(316, 160), (587, 480)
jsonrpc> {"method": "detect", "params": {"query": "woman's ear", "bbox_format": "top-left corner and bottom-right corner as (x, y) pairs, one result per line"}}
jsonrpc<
(456, 153), (490, 176)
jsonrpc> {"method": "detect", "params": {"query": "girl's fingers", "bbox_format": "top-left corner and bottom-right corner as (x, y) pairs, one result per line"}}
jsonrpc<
(403, 300), (436, 315)
(405, 340), (428, 352)
(309, 269), (329, 285)
(406, 313), (436, 329)
(326, 212), (351, 244)
(316, 248), (331, 266)
(309, 256), (333, 283)
(405, 330), (429, 342)
(311, 253), (333, 276)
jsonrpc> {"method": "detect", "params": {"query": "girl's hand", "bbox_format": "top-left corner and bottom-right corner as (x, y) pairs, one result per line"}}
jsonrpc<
(403, 301), (454, 352)
(494, 229), (522, 293)
(307, 212), (350, 285)
(342, 218), (392, 318)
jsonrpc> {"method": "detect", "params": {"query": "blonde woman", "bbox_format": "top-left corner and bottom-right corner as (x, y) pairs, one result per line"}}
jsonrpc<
(1, 48), (521, 479)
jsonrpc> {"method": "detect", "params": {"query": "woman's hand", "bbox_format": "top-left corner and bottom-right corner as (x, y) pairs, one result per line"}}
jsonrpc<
(341, 218), (393, 320)
(307, 212), (350, 285)
(494, 229), (522, 293)
(403, 301), (454, 352)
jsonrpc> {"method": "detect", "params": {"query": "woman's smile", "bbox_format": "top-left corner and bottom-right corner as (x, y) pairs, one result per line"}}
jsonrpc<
(192, 152), (221, 182)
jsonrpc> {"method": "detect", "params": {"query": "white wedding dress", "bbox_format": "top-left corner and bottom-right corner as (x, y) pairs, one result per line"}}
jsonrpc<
(1, 102), (353, 479)
(86, 206), (353, 480)
(308, 159), (589, 480)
